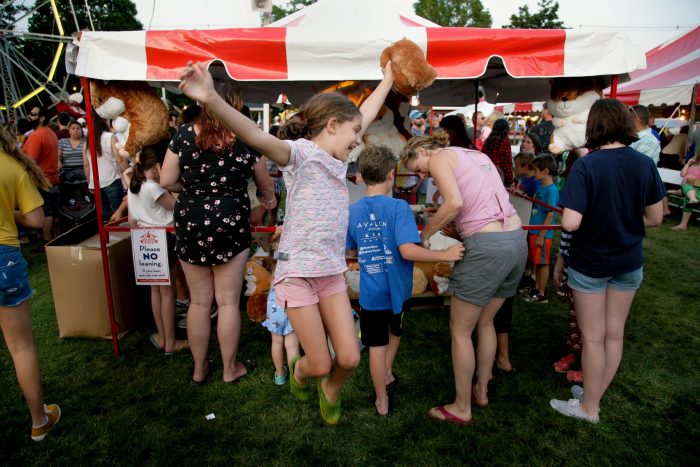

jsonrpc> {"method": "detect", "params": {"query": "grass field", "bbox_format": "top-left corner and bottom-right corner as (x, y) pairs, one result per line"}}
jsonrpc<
(1, 214), (699, 466)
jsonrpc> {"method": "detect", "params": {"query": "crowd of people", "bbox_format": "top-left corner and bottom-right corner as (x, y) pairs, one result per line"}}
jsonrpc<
(2, 58), (697, 439)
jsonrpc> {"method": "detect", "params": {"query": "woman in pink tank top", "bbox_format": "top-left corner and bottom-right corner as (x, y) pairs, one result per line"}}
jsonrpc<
(402, 133), (528, 425)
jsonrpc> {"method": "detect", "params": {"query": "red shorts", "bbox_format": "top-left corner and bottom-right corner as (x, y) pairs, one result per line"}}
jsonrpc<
(275, 273), (347, 308)
(527, 234), (553, 266)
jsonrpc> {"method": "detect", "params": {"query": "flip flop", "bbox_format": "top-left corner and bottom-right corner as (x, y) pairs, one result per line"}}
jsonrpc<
(224, 359), (257, 384)
(164, 340), (189, 356)
(318, 378), (341, 425)
(149, 333), (163, 352)
(427, 405), (471, 425)
(190, 360), (213, 387)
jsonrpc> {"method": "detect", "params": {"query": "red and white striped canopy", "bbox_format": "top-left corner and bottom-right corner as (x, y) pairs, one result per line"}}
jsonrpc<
(611, 25), (700, 106)
(70, 0), (645, 106)
(494, 102), (545, 115)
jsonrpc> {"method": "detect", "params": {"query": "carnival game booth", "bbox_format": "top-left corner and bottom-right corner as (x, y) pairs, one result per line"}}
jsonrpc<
(65, 0), (645, 355)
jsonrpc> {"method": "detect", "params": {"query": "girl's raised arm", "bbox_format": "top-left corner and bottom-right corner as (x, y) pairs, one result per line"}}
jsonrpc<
(358, 61), (394, 137)
(179, 62), (291, 166)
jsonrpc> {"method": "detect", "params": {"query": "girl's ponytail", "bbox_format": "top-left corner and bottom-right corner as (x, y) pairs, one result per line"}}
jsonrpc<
(129, 160), (147, 194)
(278, 114), (309, 141)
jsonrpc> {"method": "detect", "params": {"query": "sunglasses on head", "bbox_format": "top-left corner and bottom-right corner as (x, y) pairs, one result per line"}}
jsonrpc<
(29, 112), (38, 117)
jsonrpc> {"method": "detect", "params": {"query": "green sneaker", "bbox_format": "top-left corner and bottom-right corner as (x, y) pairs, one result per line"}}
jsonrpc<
(317, 378), (341, 425)
(289, 356), (312, 401)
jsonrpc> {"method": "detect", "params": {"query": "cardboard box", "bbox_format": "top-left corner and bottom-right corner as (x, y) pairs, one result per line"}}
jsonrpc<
(46, 222), (137, 339)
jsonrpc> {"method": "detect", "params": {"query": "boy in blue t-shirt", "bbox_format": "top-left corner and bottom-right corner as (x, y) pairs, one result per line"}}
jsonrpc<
(524, 155), (559, 304)
(514, 152), (542, 197)
(346, 145), (464, 417)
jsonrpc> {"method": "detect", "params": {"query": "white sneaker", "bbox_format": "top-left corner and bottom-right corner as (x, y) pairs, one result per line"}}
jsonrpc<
(571, 385), (584, 401)
(549, 398), (599, 424)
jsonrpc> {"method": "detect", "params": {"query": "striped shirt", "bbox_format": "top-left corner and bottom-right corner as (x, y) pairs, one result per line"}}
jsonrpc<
(273, 139), (349, 283)
(58, 137), (85, 169)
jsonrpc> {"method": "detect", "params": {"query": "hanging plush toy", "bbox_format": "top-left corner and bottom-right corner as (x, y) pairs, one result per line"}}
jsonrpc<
(546, 77), (603, 154)
(89, 80), (170, 162)
(380, 38), (437, 97)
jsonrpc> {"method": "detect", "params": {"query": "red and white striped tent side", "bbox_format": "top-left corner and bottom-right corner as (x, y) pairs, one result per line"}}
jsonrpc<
(494, 102), (545, 115)
(610, 25), (700, 106)
(70, 0), (645, 105)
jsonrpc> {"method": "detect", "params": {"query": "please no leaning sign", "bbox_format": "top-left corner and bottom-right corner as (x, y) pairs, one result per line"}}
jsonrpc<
(130, 228), (170, 285)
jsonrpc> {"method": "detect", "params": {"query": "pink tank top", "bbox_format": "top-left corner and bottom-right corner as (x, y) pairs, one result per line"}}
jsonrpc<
(451, 146), (517, 238)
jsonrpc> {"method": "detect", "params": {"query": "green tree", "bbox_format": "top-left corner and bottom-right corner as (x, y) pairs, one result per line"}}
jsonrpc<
(21, 0), (142, 99)
(504, 0), (565, 29)
(413, 0), (492, 27)
(271, 0), (317, 22)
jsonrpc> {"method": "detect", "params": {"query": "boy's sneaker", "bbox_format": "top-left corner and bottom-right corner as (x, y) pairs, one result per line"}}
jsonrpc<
(567, 369), (583, 384)
(555, 285), (567, 297)
(523, 292), (548, 303)
(274, 366), (288, 386)
(553, 353), (576, 373)
(31, 404), (61, 441)
(549, 398), (599, 424)
(571, 385), (584, 401)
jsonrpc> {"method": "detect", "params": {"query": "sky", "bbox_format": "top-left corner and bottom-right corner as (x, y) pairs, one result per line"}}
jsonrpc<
(132, 0), (700, 53)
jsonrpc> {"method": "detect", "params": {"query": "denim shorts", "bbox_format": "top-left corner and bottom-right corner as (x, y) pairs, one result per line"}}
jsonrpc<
(567, 266), (643, 294)
(0, 245), (34, 307)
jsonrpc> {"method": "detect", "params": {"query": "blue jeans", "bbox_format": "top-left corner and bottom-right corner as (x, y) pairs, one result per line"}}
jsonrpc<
(0, 245), (33, 307)
(100, 179), (124, 219)
(567, 266), (643, 294)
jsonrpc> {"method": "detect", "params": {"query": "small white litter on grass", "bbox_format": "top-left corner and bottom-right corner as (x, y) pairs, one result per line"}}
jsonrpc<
(205, 413), (215, 421)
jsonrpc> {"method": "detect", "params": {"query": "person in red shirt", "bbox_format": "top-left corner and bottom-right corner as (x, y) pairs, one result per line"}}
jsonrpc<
(22, 107), (60, 242)
(481, 118), (514, 187)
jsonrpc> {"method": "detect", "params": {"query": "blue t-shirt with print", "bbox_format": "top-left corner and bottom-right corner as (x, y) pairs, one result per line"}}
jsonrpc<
(520, 175), (542, 197)
(559, 146), (666, 277)
(346, 195), (420, 314)
(528, 183), (559, 239)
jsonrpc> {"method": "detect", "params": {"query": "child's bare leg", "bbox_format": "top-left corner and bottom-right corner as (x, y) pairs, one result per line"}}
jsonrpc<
(369, 345), (389, 415)
(283, 332), (300, 369)
(175, 264), (189, 302)
(160, 284), (186, 352)
(687, 189), (699, 204)
(271, 332), (285, 376)
(318, 292), (360, 403)
(150, 286), (165, 348)
(496, 333), (512, 371)
(536, 264), (550, 295)
(285, 305), (332, 383)
(385, 332), (400, 385)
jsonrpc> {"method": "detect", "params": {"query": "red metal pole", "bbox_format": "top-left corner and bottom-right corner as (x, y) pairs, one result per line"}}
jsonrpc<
(81, 77), (121, 356)
(610, 75), (619, 98)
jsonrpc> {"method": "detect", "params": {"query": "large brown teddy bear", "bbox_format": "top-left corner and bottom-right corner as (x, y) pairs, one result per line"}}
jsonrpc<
(380, 38), (437, 96)
(89, 80), (170, 162)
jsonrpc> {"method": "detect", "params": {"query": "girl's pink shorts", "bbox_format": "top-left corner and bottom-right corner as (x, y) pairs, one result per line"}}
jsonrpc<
(275, 273), (347, 308)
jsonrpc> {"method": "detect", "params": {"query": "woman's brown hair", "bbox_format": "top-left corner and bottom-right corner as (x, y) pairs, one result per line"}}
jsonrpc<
(585, 98), (639, 150)
(87, 111), (109, 158)
(0, 124), (50, 191)
(196, 80), (243, 153)
(400, 131), (450, 166)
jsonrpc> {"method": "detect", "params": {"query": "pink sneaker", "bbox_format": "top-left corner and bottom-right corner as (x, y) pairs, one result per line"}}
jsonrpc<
(566, 369), (583, 384)
(553, 353), (576, 373)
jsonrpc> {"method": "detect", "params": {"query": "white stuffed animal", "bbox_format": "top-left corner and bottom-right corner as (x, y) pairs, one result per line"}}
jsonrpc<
(545, 77), (603, 154)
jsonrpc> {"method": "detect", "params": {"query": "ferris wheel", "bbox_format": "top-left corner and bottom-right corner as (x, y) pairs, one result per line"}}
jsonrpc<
(0, 0), (88, 123)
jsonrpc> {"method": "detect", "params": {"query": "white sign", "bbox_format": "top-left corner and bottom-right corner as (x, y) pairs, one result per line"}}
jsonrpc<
(130, 228), (171, 285)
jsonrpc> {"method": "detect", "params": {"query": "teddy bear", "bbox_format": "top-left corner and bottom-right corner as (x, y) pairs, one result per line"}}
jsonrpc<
(380, 38), (437, 97)
(412, 266), (429, 295)
(345, 260), (361, 298)
(89, 80), (170, 161)
(244, 259), (272, 323)
(430, 262), (453, 295)
(546, 77), (603, 154)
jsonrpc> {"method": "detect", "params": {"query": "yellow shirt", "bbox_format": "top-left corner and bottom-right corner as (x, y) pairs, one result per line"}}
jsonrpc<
(0, 150), (44, 247)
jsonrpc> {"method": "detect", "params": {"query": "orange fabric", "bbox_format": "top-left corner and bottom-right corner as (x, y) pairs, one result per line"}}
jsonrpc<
(527, 234), (552, 266)
(22, 126), (59, 185)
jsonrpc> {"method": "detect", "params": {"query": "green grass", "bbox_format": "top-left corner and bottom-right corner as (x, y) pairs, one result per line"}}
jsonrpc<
(2, 214), (699, 466)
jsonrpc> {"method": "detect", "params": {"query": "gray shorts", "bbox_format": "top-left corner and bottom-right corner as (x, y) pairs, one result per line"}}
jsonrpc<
(447, 229), (528, 306)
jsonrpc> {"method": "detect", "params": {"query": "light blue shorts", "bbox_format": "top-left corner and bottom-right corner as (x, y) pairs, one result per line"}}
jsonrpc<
(0, 245), (34, 307)
(567, 266), (643, 294)
(262, 286), (294, 336)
